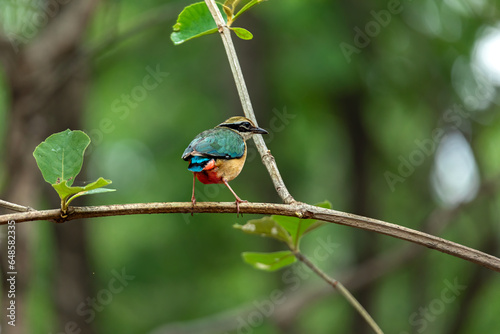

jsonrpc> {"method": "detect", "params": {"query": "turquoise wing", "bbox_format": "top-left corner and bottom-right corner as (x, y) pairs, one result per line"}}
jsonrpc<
(182, 128), (245, 160)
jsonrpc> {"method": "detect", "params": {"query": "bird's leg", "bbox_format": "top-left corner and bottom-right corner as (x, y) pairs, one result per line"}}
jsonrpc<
(191, 173), (197, 215)
(223, 178), (247, 216)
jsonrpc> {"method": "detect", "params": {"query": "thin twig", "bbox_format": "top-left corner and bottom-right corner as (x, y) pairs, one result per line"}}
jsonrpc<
(204, 0), (295, 204)
(0, 199), (32, 212)
(149, 179), (499, 334)
(293, 251), (384, 334)
(0, 201), (499, 272)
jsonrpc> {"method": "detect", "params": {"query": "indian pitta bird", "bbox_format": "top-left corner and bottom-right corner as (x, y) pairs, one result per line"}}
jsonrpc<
(182, 116), (268, 213)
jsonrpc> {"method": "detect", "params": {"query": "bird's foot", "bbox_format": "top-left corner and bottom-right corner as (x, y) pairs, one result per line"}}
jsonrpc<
(235, 199), (248, 217)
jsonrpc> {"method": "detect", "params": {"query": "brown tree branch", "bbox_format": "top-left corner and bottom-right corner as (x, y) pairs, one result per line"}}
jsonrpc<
(272, 204), (473, 327)
(0, 201), (499, 272)
(0, 199), (33, 212)
(148, 184), (497, 334)
(204, 0), (295, 204)
(199, 0), (500, 280)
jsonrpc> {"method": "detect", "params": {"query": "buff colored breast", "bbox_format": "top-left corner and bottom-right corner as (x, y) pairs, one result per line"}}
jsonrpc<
(195, 145), (247, 184)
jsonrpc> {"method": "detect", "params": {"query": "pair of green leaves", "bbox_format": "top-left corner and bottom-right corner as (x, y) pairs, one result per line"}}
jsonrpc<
(33, 129), (114, 214)
(171, 0), (265, 44)
(234, 201), (332, 271)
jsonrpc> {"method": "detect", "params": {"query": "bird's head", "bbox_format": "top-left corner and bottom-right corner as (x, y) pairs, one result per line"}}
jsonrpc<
(217, 116), (268, 140)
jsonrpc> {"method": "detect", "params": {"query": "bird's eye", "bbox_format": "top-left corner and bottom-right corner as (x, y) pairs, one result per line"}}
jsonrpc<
(241, 122), (251, 128)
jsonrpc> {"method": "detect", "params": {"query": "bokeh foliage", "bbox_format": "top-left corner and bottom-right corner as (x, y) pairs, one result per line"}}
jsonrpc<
(1, 0), (500, 333)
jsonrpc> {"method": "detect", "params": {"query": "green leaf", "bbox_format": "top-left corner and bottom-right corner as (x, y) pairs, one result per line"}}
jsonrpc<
(302, 201), (332, 236)
(234, 217), (292, 245)
(315, 200), (332, 210)
(242, 251), (296, 271)
(271, 215), (300, 240)
(66, 187), (116, 206)
(33, 129), (90, 186)
(302, 220), (327, 236)
(272, 201), (333, 245)
(231, 27), (253, 40)
(52, 177), (113, 201)
(271, 215), (311, 247)
(171, 2), (228, 45)
(233, 0), (265, 22)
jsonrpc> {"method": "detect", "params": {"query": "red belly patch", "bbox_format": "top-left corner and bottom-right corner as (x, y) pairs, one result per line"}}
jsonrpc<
(194, 170), (222, 184)
(194, 158), (221, 184)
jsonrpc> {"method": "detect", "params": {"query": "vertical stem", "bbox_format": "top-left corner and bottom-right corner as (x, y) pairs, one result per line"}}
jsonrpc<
(204, 0), (295, 204)
(204, 1), (253, 121)
(199, 6), (382, 328)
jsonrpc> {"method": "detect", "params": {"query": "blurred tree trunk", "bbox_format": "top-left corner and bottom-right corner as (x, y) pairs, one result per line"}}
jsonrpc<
(338, 91), (380, 334)
(0, 1), (99, 333)
(336, 1), (380, 332)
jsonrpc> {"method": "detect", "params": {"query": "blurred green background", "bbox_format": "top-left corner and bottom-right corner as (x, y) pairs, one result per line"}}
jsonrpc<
(1, 0), (500, 333)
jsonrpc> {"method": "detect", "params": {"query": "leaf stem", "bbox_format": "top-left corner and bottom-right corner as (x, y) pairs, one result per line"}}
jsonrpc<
(294, 220), (301, 250)
(60, 198), (69, 218)
(293, 251), (384, 334)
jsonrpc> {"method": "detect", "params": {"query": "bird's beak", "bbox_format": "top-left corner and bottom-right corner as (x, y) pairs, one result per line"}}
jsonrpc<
(251, 126), (268, 135)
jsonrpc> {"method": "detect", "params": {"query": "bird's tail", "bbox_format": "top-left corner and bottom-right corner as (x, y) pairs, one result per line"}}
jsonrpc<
(188, 156), (215, 172)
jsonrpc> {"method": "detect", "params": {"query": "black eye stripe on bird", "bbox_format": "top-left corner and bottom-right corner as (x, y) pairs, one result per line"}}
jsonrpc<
(219, 121), (262, 132)
(182, 116), (268, 214)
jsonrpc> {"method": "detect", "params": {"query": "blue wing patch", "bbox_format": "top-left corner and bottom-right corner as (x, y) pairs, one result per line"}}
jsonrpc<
(188, 156), (211, 172)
